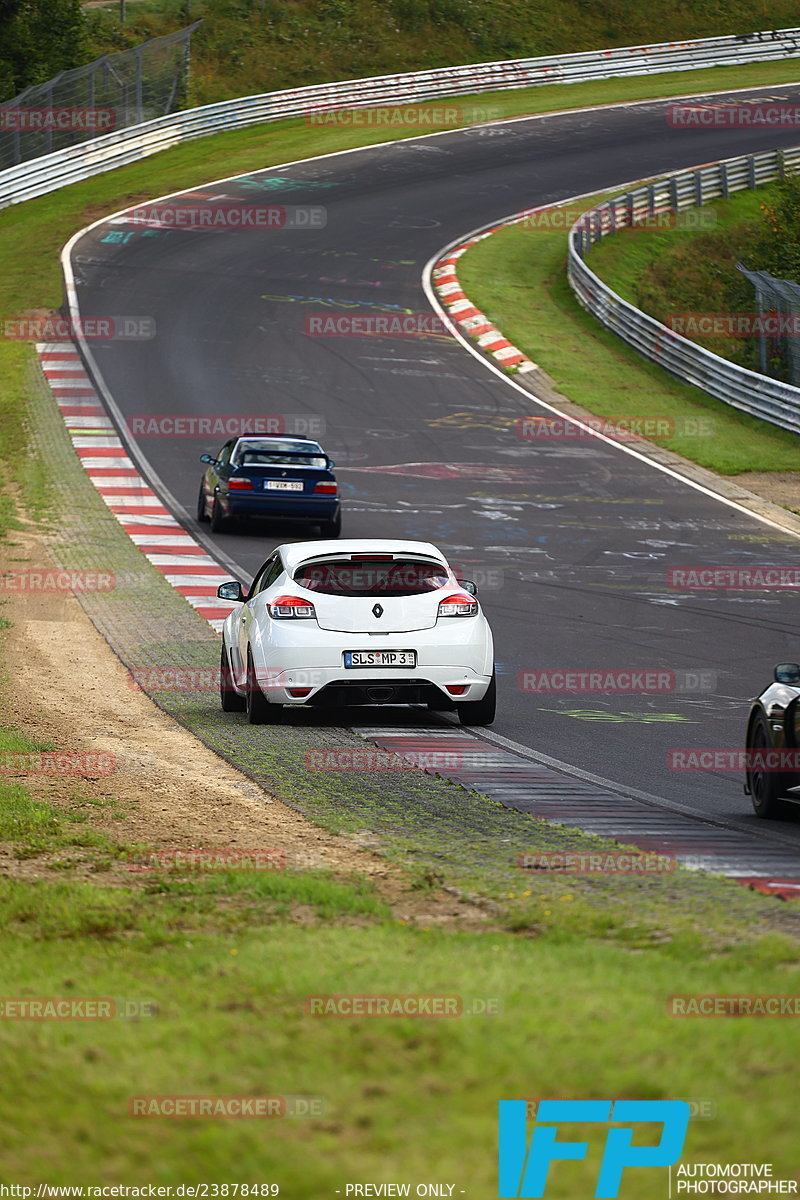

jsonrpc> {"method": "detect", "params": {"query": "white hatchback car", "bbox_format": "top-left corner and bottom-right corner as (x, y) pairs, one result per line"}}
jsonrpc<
(217, 539), (495, 726)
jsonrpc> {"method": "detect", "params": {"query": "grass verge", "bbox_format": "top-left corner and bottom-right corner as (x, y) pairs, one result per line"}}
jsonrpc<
(457, 189), (800, 474)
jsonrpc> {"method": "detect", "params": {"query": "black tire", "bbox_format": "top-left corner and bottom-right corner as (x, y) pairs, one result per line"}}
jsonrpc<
(220, 643), (246, 712)
(210, 495), (229, 534)
(197, 482), (209, 523)
(747, 715), (785, 819)
(457, 671), (496, 727)
(246, 649), (279, 725)
(319, 508), (341, 538)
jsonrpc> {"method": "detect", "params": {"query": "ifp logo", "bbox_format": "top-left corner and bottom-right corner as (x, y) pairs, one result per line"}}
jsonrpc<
(498, 1099), (690, 1198)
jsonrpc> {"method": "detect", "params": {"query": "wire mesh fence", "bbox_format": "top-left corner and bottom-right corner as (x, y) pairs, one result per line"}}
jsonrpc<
(0, 22), (201, 171)
(737, 263), (800, 385)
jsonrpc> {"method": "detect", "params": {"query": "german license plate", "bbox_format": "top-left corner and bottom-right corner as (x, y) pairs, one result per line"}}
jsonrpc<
(344, 650), (416, 668)
(265, 480), (303, 491)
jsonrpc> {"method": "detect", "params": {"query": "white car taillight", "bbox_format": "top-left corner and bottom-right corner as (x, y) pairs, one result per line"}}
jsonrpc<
(268, 594), (316, 619)
(437, 592), (478, 618)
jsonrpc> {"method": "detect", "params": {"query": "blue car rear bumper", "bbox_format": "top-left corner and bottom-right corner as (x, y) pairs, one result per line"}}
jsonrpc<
(224, 494), (338, 520)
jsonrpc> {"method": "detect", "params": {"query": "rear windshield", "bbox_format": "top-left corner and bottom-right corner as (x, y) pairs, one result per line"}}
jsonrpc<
(235, 441), (327, 469)
(295, 558), (450, 597)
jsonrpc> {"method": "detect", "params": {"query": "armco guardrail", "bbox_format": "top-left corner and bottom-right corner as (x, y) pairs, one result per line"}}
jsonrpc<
(568, 147), (800, 436)
(1, 27), (799, 209)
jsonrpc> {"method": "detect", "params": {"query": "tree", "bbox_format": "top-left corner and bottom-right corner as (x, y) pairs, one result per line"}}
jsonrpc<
(0, 0), (86, 101)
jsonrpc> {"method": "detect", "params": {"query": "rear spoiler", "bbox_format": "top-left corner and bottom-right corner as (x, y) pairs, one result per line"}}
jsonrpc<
(293, 552), (449, 570)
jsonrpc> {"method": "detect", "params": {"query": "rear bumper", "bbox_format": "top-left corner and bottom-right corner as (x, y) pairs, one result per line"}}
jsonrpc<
(222, 617), (493, 706)
(257, 666), (492, 706)
(223, 494), (338, 520)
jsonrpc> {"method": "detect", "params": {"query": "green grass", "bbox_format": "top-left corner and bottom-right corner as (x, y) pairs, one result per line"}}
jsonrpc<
(457, 191), (800, 474)
(80, 0), (800, 108)
(2, 888), (800, 1186)
(588, 186), (774, 373)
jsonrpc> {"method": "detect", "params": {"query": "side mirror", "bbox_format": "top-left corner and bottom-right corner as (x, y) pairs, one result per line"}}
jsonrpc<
(200, 453), (217, 465)
(774, 662), (800, 685)
(327, 458), (336, 469)
(217, 581), (244, 602)
(460, 579), (478, 596)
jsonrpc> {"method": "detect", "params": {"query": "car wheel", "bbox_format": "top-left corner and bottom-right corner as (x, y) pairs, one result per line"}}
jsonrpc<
(197, 483), (209, 523)
(457, 671), (496, 727)
(210, 496), (229, 533)
(220, 643), (246, 712)
(747, 715), (785, 819)
(320, 509), (341, 538)
(246, 648), (279, 725)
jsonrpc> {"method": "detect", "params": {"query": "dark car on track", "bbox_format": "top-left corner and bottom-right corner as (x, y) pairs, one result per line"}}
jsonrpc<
(744, 662), (800, 818)
(197, 434), (340, 536)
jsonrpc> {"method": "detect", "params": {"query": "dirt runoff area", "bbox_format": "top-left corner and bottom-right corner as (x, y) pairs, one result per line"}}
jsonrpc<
(727, 473), (800, 515)
(0, 522), (492, 932)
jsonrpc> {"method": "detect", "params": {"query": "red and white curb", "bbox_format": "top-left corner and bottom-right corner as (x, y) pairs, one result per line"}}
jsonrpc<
(37, 341), (237, 634)
(431, 232), (536, 374)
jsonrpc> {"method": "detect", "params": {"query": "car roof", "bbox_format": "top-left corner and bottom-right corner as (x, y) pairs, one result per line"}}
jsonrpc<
(280, 539), (450, 573)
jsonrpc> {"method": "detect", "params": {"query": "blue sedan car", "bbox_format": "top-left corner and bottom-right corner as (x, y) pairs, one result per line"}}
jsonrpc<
(197, 434), (340, 536)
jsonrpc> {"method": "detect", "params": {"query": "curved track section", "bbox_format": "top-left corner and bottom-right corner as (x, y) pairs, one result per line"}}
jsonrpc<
(65, 85), (800, 836)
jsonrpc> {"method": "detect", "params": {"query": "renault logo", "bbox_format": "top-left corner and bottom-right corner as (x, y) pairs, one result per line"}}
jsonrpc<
(372, 603), (383, 618)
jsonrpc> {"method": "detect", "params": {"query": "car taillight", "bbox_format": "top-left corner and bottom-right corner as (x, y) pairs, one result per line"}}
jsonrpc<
(437, 593), (478, 618)
(229, 478), (253, 490)
(313, 481), (338, 494)
(268, 594), (316, 619)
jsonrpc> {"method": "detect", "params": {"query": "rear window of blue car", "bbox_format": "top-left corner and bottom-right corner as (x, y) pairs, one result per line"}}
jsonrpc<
(235, 440), (327, 469)
(295, 559), (450, 596)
